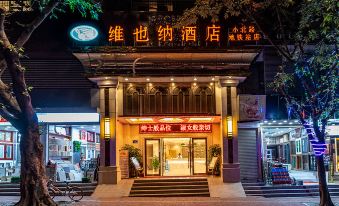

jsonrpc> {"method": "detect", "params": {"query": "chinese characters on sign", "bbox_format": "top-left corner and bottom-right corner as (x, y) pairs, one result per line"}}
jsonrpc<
(182, 26), (197, 42)
(108, 25), (124, 42)
(108, 24), (260, 44)
(139, 124), (212, 133)
(228, 25), (261, 41)
(206, 25), (221, 42)
(134, 25), (149, 42)
(158, 25), (173, 42)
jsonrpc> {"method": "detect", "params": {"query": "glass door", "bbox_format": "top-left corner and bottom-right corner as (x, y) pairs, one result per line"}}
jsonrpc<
(145, 139), (160, 176)
(192, 138), (207, 174)
(162, 138), (191, 176)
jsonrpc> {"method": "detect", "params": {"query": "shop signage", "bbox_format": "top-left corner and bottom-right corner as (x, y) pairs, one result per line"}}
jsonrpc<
(139, 123), (212, 133)
(108, 24), (260, 44)
(239, 95), (266, 121)
(70, 25), (98, 42)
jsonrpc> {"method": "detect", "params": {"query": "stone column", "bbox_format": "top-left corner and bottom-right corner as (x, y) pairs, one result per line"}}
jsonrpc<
(220, 78), (240, 183)
(91, 77), (121, 184)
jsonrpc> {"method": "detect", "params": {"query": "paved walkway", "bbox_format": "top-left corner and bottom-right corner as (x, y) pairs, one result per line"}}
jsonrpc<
(2, 196), (339, 206)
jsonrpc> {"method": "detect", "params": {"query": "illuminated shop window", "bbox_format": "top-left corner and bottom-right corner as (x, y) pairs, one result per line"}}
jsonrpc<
(0, 1), (31, 11)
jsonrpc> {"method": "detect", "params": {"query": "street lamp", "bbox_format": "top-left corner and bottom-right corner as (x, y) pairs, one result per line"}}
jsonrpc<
(227, 115), (233, 138)
(104, 117), (111, 139)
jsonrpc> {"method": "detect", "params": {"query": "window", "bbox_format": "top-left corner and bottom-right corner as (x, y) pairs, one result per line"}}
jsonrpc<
(5, 145), (12, 159)
(0, 144), (13, 160)
(0, 145), (4, 159)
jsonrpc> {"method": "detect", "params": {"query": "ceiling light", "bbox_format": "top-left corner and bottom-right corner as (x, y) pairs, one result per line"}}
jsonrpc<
(268, 123), (272, 125)
(146, 78), (150, 81)
(189, 117), (213, 122)
(228, 76), (232, 79)
(289, 122), (293, 125)
(211, 77), (215, 81)
(193, 83), (197, 86)
(172, 83), (175, 86)
(125, 78), (128, 81)
(273, 120), (276, 123)
(149, 83), (153, 86)
(80, 126), (84, 129)
(194, 77), (197, 81)
(264, 121), (268, 123)
(92, 129), (95, 131)
(294, 120), (299, 123)
(170, 78), (174, 81)
(278, 122), (282, 125)
(283, 120), (287, 123)
(210, 82), (213, 86)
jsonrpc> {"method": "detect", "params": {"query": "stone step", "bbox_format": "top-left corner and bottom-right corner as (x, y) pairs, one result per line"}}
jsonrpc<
(129, 192), (210, 197)
(129, 178), (210, 197)
(134, 178), (208, 183)
(130, 188), (209, 194)
(133, 181), (208, 187)
(132, 184), (209, 190)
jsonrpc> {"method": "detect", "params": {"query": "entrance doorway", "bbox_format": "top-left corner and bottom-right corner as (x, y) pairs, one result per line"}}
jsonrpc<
(145, 138), (207, 176)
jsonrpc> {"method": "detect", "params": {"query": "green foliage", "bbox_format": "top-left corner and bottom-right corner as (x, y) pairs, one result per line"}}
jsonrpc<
(11, 176), (21, 183)
(81, 177), (90, 183)
(73, 141), (81, 152)
(151, 156), (160, 170)
(208, 144), (221, 175)
(121, 144), (143, 177)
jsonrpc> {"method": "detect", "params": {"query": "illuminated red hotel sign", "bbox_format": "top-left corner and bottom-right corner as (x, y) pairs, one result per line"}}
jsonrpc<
(139, 124), (212, 133)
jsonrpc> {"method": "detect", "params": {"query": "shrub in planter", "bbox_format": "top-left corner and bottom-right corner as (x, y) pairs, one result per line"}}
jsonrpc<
(11, 176), (21, 183)
(82, 177), (90, 183)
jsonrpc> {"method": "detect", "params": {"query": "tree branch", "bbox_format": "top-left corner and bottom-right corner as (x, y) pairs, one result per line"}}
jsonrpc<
(241, 8), (294, 63)
(0, 79), (21, 114)
(15, 0), (60, 48)
(0, 107), (21, 129)
(0, 7), (11, 48)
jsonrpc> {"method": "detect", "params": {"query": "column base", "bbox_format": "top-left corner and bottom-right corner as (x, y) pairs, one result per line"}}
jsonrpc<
(98, 166), (121, 184)
(222, 163), (240, 183)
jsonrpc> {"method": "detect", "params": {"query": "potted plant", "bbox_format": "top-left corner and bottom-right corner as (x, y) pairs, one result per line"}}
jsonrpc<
(151, 156), (160, 172)
(121, 144), (143, 177)
(208, 144), (221, 175)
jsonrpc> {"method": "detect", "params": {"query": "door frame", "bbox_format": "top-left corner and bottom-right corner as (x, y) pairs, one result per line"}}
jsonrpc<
(144, 138), (161, 176)
(192, 138), (208, 175)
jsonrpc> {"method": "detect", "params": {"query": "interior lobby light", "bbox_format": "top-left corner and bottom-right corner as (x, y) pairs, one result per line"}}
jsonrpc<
(193, 83), (197, 86)
(194, 77), (197, 81)
(159, 118), (183, 123)
(170, 78), (174, 81)
(189, 117), (213, 122)
(104, 117), (111, 139)
(125, 78), (129, 81)
(211, 77), (215, 81)
(210, 82), (213, 86)
(146, 78), (150, 81)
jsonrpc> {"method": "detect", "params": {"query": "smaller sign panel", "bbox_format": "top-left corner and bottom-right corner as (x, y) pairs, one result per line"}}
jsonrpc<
(139, 123), (212, 133)
(239, 95), (266, 121)
(228, 25), (261, 41)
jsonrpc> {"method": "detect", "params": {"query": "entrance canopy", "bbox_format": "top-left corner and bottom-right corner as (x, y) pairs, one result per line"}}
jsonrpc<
(73, 50), (259, 76)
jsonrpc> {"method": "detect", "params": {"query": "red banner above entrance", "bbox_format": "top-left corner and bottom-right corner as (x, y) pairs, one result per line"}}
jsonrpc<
(139, 123), (212, 133)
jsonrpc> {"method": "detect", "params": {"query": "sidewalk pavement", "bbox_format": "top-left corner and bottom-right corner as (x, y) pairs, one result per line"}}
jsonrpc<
(2, 196), (339, 206)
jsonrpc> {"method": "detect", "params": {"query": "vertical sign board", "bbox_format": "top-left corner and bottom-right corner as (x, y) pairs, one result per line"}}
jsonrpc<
(119, 150), (129, 179)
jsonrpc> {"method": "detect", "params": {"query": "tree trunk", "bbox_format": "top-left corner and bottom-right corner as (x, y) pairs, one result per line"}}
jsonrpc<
(316, 155), (334, 206)
(15, 121), (57, 206)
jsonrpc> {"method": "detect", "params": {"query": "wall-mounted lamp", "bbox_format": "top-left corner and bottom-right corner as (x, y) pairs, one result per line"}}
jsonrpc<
(104, 117), (111, 139)
(227, 115), (233, 138)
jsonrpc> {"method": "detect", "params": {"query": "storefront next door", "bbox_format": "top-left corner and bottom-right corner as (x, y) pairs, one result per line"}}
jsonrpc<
(145, 138), (207, 176)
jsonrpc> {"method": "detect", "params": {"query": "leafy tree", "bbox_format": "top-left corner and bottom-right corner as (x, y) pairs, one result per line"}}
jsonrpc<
(0, 1), (101, 205)
(179, 0), (338, 205)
